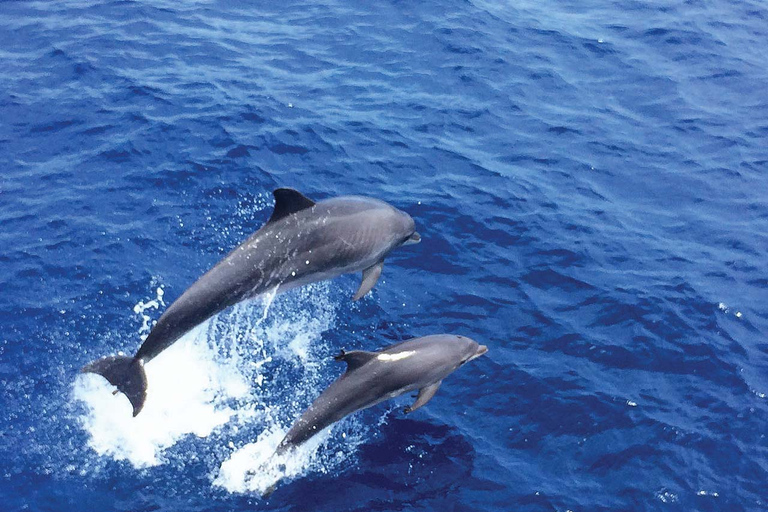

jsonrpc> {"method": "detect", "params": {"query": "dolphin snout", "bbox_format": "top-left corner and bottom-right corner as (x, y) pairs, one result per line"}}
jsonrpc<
(467, 344), (488, 362)
(404, 231), (421, 245)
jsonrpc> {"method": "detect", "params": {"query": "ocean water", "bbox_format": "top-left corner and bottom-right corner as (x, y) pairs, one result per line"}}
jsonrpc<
(1, 0), (767, 510)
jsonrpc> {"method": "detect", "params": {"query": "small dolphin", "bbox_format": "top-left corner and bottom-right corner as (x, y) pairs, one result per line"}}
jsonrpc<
(276, 334), (488, 454)
(82, 188), (421, 416)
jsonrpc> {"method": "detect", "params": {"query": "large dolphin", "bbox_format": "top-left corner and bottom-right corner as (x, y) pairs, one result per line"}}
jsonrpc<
(276, 334), (488, 454)
(82, 188), (421, 416)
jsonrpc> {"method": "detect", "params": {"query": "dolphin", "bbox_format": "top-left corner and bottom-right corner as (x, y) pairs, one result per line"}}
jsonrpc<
(81, 188), (421, 416)
(276, 334), (488, 454)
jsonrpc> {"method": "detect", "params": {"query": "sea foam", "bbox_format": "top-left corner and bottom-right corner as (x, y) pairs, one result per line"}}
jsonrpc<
(73, 281), (363, 491)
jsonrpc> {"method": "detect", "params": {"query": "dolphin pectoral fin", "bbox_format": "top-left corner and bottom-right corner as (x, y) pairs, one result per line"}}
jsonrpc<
(352, 261), (383, 301)
(404, 381), (442, 414)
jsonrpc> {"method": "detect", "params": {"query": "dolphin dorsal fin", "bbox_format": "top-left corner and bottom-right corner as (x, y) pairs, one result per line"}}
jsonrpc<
(268, 188), (316, 224)
(334, 349), (377, 372)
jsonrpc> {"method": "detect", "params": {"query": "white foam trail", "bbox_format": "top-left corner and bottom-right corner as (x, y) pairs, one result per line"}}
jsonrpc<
(208, 283), (368, 494)
(73, 280), (361, 487)
(132, 286), (166, 337)
(74, 322), (248, 467)
(214, 413), (364, 495)
(215, 425), (326, 494)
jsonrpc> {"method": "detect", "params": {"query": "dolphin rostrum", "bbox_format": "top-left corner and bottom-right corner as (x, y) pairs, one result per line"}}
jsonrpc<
(276, 334), (488, 454)
(82, 188), (421, 416)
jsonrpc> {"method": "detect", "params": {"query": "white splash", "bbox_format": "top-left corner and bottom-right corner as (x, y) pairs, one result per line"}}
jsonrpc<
(717, 301), (743, 319)
(656, 489), (678, 503)
(73, 280), (359, 490)
(258, 285), (280, 324)
(73, 322), (248, 467)
(215, 425), (329, 495)
(132, 286), (166, 337)
(214, 407), (365, 495)
(209, 283), (368, 495)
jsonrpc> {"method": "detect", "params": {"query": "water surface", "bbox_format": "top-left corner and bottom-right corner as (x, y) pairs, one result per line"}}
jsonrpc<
(1, 0), (767, 510)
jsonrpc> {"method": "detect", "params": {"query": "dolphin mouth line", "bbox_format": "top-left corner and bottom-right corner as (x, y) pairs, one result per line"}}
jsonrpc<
(469, 345), (489, 361)
(403, 231), (421, 245)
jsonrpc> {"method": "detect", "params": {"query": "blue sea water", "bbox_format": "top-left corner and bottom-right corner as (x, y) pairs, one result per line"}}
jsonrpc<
(2, 0), (767, 510)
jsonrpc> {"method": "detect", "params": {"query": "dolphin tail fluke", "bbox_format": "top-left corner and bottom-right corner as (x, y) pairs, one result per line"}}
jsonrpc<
(81, 355), (147, 416)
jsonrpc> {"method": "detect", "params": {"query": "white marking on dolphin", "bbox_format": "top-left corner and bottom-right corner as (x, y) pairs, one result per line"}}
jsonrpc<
(81, 188), (421, 416)
(376, 350), (416, 362)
